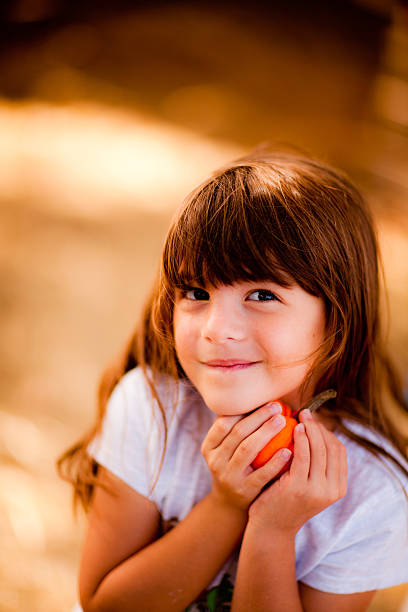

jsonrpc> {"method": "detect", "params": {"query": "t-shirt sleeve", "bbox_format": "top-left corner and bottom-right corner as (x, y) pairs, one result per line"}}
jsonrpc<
(87, 368), (163, 499)
(301, 485), (408, 593)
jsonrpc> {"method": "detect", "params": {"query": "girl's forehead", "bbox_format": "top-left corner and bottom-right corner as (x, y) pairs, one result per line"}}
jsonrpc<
(164, 173), (329, 297)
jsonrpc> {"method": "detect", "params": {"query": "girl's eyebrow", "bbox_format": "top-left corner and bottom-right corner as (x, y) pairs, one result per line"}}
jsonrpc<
(175, 279), (297, 292)
(174, 282), (210, 293)
(175, 281), (206, 289)
(243, 278), (296, 290)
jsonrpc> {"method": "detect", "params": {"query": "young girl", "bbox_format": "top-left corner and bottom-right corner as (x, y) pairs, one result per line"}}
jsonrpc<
(59, 148), (408, 612)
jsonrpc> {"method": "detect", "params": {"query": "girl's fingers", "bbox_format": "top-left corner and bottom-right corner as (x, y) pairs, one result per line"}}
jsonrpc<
(289, 422), (310, 481)
(229, 412), (286, 465)
(246, 447), (292, 491)
(319, 425), (348, 496)
(298, 410), (327, 482)
(202, 402), (283, 460)
(319, 424), (339, 495)
(201, 414), (242, 455)
(339, 441), (348, 496)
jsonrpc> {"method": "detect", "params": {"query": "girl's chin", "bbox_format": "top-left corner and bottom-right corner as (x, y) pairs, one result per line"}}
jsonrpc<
(203, 393), (274, 416)
(201, 389), (303, 416)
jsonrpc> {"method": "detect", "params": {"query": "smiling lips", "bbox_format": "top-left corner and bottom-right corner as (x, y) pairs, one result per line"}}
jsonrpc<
(204, 359), (260, 371)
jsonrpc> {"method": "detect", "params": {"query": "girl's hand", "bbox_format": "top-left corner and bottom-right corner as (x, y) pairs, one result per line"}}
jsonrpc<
(201, 403), (293, 512)
(248, 409), (348, 535)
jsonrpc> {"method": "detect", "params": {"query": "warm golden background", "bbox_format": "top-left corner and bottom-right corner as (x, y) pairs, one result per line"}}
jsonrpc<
(0, 0), (407, 610)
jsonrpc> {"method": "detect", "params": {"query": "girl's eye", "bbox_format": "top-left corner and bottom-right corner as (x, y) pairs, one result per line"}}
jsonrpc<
(247, 289), (279, 302)
(182, 287), (210, 301)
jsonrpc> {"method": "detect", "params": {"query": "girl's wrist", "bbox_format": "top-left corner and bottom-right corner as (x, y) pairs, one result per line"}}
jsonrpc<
(206, 490), (249, 523)
(245, 514), (298, 544)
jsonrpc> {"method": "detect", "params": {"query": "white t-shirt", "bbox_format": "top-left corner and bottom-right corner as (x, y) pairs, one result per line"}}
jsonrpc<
(78, 366), (408, 609)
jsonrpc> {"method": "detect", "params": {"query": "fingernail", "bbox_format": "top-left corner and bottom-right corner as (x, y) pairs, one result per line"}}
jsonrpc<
(296, 423), (305, 432)
(274, 415), (286, 428)
(302, 409), (312, 420)
(280, 448), (292, 460)
(268, 402), (282, 415)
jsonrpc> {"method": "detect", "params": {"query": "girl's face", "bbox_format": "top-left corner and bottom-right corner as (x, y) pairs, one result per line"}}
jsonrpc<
(173, 280), (326, 415)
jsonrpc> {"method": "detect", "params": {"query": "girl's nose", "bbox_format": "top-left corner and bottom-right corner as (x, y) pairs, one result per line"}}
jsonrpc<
(201, 303), (246, 344)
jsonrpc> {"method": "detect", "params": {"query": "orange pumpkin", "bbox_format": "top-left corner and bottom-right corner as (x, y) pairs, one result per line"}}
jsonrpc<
(251, 402), (296, 470)
(251, 390), (336, 472)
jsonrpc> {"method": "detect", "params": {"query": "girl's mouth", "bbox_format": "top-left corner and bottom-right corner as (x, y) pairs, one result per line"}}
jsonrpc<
(203, 359), (260, 371)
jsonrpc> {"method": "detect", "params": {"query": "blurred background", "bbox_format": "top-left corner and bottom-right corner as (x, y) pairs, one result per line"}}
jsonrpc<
(0, 0), (407, 610)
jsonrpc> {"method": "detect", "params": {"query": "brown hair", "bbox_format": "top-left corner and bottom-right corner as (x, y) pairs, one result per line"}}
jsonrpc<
(57, 147), (408, 512)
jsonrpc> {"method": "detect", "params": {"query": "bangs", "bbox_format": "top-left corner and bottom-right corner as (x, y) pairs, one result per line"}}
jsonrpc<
(162, 167), (306, 292)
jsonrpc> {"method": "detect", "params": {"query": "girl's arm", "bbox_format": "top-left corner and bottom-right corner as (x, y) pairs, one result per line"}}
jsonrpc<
(231, 410), (374, 612)
(79, 468), (246, 612)
(79, 403), (289, 612)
